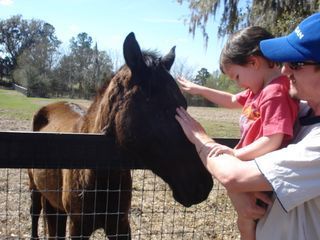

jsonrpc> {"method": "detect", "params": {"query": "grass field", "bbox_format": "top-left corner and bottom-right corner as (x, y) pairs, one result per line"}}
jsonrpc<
(0, 89), (91, 121)
(0, 88), (241, 138)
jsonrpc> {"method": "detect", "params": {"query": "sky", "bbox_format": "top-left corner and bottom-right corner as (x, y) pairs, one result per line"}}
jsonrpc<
(0, 0), (226, 74)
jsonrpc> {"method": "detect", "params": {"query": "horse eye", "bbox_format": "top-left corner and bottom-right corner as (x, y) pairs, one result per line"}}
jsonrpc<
(156, 109), (169, 119)
(165, 108), (174, 116)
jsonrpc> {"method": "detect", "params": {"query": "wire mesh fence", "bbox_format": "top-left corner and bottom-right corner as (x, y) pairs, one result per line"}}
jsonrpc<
(0, 168), (239, 239)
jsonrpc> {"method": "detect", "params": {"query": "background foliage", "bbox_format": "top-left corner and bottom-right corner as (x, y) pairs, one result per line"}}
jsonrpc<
(1, 2), (318, 104)
(0, 15), (113, 99)
(177, 0), (319, 42)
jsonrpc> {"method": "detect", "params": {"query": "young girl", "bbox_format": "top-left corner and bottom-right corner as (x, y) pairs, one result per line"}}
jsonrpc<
(177, 26), (299, 240)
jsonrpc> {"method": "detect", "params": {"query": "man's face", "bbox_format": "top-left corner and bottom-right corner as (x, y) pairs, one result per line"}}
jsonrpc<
(281, 62), (320, 101)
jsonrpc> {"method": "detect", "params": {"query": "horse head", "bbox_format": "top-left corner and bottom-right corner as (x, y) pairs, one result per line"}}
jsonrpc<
(94, 32), (213, 207)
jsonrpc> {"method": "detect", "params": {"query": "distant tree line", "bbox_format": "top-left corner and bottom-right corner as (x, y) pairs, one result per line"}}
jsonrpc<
(0, 15), (239, 107)
(0, 15), (113, 99)
(180, 67), (241, 107)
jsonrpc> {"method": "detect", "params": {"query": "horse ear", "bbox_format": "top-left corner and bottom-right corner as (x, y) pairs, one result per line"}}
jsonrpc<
(161, 46), (176, 71)
(123, 32), (145, 71)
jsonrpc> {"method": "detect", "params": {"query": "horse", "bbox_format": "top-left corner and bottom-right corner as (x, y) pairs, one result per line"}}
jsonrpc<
(28, 32), (213, 239)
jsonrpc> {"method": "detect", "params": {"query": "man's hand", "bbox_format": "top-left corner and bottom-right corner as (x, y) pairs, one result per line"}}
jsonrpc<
(175, 106), (212, 146)
(228, 191), (272, 220)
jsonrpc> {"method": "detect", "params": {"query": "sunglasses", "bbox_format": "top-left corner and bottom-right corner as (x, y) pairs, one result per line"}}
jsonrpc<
(287, 62), (320, 70)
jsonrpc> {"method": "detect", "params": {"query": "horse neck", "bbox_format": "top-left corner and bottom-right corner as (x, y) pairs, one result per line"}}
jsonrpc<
(81, 81), (118, 134)
(81, 67), (130, 134)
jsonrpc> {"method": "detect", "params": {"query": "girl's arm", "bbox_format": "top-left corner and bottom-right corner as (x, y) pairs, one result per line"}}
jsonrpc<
(234, 133), (284, 161)
(177, 77), (242, 109)
(209, 133), (284, 161)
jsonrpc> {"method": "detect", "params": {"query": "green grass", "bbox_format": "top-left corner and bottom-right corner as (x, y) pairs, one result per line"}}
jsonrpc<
(0, 89), (241, 138)
(0, 89), (91, 121)
(201, 119), (240, 138)
(0, 89), (44, 120)
(188, 106), (241, 138)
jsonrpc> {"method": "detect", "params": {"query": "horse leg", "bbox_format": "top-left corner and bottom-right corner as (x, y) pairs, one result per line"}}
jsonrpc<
(105, 215), (131, 240)
(105, 171), (132, 240)
(30, 189), (42, 240)
(42, 198), (67, 239)
(68, 216), (91, 240)
(28, 169), (42, 240)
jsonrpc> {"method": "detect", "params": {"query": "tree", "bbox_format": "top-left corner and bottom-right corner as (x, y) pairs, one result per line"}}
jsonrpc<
(69, 32), (94, 97)
(55, 33), (114, 99)
(0, 56), (12, 80)
(0, 15), (30, 77)
(52, 54), (74, 97)
(177, 0), (319, 43)
(83, 45), (113, 99)
(107, 49), (123, 72)
(0, 15), (61, 82)
(12, 21), (61, 97)
(215, 72), (241, 93)
(171, 57), (196, 80)
(194, 67), (210, 85)
(95, 49), (113, 87)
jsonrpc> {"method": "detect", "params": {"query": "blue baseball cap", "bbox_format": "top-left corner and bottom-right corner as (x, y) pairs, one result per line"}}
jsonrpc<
(260, 13), (320, 62)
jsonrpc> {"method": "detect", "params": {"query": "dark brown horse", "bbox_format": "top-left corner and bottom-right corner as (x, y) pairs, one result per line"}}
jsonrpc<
(28, 32), (213, 239)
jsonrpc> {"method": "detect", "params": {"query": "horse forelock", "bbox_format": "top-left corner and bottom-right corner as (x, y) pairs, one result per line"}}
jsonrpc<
(142, 50), (161, 68)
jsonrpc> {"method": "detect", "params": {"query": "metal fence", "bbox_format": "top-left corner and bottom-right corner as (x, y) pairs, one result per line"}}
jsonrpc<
(0, 131), (240, 239)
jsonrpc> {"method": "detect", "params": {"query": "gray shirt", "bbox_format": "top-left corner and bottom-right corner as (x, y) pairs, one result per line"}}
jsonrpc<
(255, 102), (320, 240)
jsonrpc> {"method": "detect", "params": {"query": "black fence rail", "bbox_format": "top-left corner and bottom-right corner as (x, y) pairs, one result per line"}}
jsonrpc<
(0, 131), (238, 169)
(0, 131), (240, 239)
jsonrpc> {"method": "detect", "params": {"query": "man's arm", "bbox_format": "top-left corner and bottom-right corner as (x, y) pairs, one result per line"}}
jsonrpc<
(175, 106), (272, 193)
(199, 147), (272, 192)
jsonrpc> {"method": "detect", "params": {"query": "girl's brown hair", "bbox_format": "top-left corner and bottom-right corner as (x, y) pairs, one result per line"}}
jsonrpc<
(219, 26), (274, 73)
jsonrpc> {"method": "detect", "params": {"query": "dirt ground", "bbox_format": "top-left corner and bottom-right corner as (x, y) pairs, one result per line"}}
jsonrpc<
(0, 109), (240, 239)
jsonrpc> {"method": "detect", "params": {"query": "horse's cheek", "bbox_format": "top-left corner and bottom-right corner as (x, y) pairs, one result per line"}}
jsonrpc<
(114, 109), (132, 145)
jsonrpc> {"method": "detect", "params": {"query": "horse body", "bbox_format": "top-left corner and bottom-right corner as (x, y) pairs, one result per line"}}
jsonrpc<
(29, 32), (213, 239)
(30, 101), (132, 239)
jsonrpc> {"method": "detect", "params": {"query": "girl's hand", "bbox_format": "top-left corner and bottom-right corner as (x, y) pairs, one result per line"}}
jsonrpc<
(176, 76), (202, 95)
(208, 144), (235, 157)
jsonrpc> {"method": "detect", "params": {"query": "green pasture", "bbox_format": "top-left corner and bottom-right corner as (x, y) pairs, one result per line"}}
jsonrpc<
(0, 89), (44, 120)
(0, 89), (240, 138)
(0, 89), (66, 120)
(201, 118), (240, 138)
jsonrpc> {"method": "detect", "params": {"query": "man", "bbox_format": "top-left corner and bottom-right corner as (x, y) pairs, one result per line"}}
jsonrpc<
(176, 12), (320, 240)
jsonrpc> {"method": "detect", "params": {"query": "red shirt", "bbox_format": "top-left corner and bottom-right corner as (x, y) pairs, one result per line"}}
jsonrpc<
(235, 76), (299, 149)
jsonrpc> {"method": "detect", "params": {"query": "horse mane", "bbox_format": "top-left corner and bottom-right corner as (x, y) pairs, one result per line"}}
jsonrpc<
(80, 49), (161, 134)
